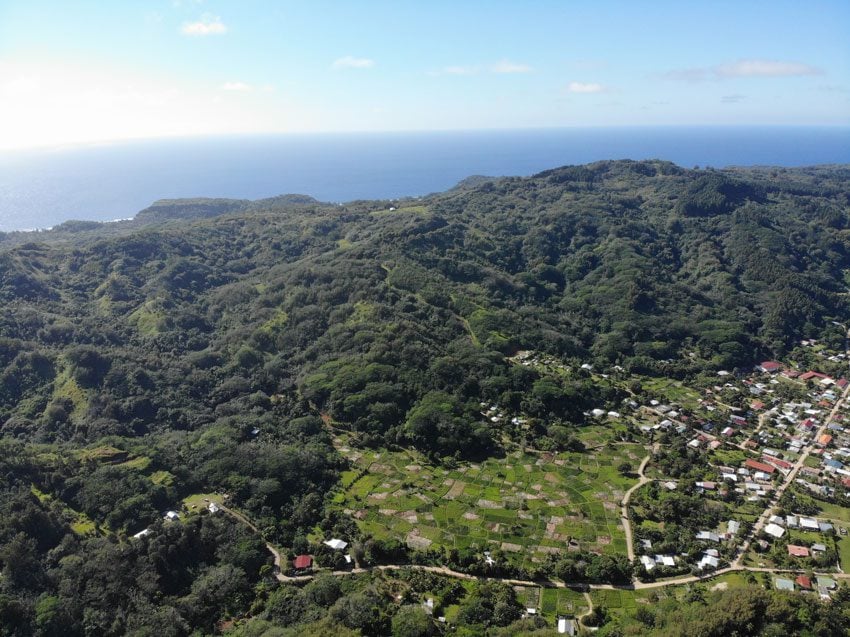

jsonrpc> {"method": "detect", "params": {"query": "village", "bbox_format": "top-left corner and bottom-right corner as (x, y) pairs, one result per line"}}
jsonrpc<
(621, 338), (850, 600)
(125, 338), (850, 632)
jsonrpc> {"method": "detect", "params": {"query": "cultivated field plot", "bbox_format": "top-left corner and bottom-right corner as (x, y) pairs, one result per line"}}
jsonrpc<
(333, 436), (643, 568)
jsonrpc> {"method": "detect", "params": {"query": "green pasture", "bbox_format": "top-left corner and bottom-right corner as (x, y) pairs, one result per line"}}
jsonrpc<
(333, 435), (643, 568)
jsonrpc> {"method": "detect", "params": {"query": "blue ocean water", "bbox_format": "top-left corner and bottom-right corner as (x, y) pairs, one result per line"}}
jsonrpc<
(0, 127), (848, 232)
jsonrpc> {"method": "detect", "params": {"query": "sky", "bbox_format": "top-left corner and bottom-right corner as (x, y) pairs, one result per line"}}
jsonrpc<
(0, 0), (848, 150)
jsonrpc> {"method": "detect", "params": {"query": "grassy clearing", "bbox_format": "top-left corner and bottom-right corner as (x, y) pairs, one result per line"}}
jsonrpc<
(52, 366), (89, 418)
(75, 445), (129, 463)
(31, 484), (99, 537)
(128, 299), (165, 336)
(638, 377), (703, 411)
(333, 431), (642, 569)
(182, 492), (224, 513)
(115, 456), (152, 471)
(149, 470), (176, 487)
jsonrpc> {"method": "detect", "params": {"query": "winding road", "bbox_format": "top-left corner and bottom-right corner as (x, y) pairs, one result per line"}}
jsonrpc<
(621, 453), (652, 561)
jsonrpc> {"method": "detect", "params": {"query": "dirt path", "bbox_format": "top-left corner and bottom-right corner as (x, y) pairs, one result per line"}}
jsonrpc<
(220, 498), (850, 594)
(621, 452), (652, 561)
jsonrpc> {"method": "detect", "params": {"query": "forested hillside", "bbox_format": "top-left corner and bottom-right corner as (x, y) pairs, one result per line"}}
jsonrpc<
(1, 161), (849, 634)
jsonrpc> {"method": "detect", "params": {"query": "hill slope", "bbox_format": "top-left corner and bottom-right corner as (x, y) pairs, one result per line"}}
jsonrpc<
(0, 161), (849, 633)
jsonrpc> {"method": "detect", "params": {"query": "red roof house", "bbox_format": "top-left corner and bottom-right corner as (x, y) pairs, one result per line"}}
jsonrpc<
(764, 456), (793, 470)
(800, 371), (829, 381)
(837, 378), (849, 389)
(787, 545), (810, 557)
(796, 575), (812, 589)
(293, 555), (313, 570)
(758, 361), (782, 373)
(745, 459), (776, 474)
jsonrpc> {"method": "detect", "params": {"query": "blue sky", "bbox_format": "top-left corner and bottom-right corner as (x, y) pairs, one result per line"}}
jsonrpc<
(0, 0), (848, 149)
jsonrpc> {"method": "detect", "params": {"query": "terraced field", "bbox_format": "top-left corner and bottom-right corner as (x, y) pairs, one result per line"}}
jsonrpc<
(332, 433), (643, 568)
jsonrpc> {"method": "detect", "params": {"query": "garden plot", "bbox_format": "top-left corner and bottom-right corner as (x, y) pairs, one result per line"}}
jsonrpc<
(334, 435), (642, 568)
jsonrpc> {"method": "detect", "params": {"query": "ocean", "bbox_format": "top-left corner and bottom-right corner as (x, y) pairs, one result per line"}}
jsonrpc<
(1, 127), (848, 232)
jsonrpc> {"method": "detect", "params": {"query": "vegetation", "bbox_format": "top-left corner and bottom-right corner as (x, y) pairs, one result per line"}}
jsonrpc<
(1, 161), (849, 633)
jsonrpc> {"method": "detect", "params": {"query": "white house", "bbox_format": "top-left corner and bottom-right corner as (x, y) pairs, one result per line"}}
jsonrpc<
(765, 523), (785, 539)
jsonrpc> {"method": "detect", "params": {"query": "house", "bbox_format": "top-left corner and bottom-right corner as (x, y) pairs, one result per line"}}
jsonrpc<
(640, 555), (656, 571)
(758, 361), (782, 373)
(324, 538), (348, 550)
(819, 521), (834, 533)
(775, 578), (795, 591)
(799, 517), (819, 531)
(727, 520), (741, 535)
(764, 456), (793, 471)
(745, 459), (776, 474)
(164, 510), (180, 521)
(786, 515), (799, 528)
(796, 575), (813, 590)
(697, 554), (719, 570)
(816, 576), (837, 590)
(557, 617), (577, 635)
(721, 426), (735, 436)
(655, 555), (676, 567)
(293, 554), (313, 570)
(819, 434), (834, 447)
(132, 528), (152, 539)
(696, 481), (716, 491)
(696, 531), (720, 542)
(208, 502), (220, 514)
(787, 545), (810, 557)
(811, 543), (827, 553)
(765, 523), (785, 538)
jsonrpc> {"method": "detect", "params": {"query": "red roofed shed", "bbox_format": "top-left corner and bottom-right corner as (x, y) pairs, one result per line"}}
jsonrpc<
(293, 555), (313, 570)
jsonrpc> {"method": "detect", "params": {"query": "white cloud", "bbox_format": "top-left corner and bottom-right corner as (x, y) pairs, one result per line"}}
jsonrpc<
(721, 94), (746, 103)
(332, 56), (375, 70)
(491, 60), (532, 74)
(664, 59), (820, 81)
(221, 81), (252, 91)
(568, 81), (605, 94)
(716, 59), (820, 78)
(181, 14), (227, 36)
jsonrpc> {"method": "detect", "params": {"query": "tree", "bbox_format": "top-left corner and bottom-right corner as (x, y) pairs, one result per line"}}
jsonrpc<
(391, 605), (435, 637)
